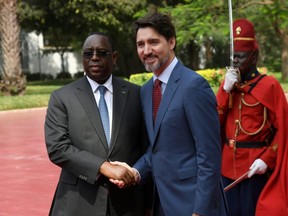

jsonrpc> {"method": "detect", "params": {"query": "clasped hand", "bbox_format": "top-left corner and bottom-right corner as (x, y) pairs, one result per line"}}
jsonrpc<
(105, 161), (139, 188)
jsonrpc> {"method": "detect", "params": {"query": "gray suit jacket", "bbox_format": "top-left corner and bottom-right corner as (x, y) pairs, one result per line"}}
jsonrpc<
(45, 76), (149, 216)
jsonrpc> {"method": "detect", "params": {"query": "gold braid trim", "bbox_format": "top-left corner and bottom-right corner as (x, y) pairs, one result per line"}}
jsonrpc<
(234, 37), (255, 41)
(241, 97), (260, 107)
(237, 94), (267, 136)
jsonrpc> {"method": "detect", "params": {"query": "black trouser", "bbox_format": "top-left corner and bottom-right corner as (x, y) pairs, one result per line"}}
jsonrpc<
(223, 174), (268, 216)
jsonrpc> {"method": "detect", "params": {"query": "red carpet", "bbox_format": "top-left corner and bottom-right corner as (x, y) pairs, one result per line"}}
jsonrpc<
(0, 108), (59, 216)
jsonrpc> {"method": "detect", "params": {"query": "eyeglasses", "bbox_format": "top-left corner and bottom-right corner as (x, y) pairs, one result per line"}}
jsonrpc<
(82, 50), (112, 59)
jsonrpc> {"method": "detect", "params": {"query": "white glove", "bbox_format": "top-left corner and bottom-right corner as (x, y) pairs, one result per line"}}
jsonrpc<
(223, 68), (239, 92)
(248, 159), (268, 178)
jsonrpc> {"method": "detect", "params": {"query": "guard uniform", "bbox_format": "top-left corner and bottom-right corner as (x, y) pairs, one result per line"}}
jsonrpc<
(218, 76), (277, 181)
(217, 18), (288, 216)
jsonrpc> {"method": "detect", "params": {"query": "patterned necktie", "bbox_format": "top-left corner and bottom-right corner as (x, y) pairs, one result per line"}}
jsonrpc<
(153, 79), (162, 122)
(98, 86), (110, 146)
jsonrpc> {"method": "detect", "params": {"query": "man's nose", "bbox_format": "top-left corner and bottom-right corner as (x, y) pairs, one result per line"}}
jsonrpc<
(143, 45), (152, 55)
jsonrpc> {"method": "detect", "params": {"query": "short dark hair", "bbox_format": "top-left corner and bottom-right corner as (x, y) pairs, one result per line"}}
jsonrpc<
(87, 32), (115, 51)
(134, 12), (176, 42)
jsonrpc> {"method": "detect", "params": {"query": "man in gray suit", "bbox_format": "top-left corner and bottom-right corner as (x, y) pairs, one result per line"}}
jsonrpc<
(45, 32), (150, 216)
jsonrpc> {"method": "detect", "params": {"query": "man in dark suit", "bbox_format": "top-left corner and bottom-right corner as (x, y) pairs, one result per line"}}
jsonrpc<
(45, 32), (149, 216)
(111, 12), (228, 216)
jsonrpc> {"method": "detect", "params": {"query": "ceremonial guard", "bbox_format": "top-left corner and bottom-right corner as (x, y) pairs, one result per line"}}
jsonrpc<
(217, 18), (288, 216)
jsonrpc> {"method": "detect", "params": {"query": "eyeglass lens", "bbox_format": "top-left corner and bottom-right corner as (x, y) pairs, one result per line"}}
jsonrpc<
(82, 50), (111, 59)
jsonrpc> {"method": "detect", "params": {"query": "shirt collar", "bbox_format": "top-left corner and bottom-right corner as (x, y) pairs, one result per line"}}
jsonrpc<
(153, 57), (178, 84)
(86, 75), (113, 93)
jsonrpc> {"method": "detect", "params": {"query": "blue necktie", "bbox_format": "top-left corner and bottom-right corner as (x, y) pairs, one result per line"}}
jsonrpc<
(98, 86), (110, 146)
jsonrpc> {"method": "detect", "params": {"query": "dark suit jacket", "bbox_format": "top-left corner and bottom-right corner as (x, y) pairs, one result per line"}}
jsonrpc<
(134, 62), (228, 216)
(45, 76), (149, 216)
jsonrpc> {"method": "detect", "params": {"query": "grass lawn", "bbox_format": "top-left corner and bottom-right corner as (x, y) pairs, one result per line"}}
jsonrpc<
(0, 79), (74, 111)
(0, 72), (287, 111)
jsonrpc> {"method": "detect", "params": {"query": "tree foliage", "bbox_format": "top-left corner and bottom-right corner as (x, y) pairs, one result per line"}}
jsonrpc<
(165, 0), (231, 69)
(17, 0), (146, 76)
(11, 0), (288, 81)
(249, 0), (288, 80)
(157, 0), (288, 79)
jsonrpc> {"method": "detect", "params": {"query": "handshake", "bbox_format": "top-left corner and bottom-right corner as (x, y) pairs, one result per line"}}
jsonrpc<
(101, 161), (140, 188)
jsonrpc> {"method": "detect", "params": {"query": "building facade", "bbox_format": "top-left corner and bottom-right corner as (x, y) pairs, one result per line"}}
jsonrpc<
(0, 31), (83, 78)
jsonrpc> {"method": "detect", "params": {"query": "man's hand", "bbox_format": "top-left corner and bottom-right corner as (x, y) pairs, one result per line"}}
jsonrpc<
(100, 161), (135, 186)
(109, 161), (140, 188)
(223, 67), (239, 92)
(248, 159), (268, 178)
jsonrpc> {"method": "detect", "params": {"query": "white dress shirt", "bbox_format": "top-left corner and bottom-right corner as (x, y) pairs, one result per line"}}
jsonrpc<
(86, 75), (113, 140)
(153, 57), (178, 95)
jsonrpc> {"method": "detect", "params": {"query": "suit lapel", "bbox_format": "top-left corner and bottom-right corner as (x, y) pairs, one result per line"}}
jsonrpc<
(143, 79), (154, 144)
(74, 77), (109, 152)
(153, 63), (182, 142)
(109, 77), (128, 152)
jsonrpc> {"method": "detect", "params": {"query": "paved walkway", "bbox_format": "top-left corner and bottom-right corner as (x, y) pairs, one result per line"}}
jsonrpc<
(0, 93), (287, 216)
(0, 108), (59, 216)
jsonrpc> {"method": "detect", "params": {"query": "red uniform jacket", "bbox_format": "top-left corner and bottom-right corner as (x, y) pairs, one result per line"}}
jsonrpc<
(217, 75), (288, 215)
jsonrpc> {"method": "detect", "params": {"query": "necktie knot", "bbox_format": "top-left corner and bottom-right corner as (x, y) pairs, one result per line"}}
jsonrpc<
(154, 79), (162, 87)
(98, 85), (106, 95)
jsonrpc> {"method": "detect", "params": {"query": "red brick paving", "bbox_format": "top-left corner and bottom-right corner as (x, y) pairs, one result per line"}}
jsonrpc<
(0, 108), (59, 216)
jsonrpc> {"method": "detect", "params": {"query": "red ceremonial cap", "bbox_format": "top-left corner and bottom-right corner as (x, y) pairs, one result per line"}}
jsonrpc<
(233, 18), (259, 52)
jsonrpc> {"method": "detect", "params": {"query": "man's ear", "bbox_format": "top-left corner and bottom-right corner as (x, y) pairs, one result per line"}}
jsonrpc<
(112, 51), (118, 66)
(169, 37), (176, 50)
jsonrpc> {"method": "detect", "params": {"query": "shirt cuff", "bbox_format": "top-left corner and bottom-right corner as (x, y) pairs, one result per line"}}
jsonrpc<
(132, 168), (141, 183)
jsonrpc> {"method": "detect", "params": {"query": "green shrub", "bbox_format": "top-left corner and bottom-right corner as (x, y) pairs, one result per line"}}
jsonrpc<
(196, 67), (268, 87)
(56, 72), (72, 79)
(25, 72), (54, 81)
(74, 71), (85, 79)
(129, 72), (153, 86)
(128, 69), (225, 87)
(196, 69), (225, 87)
(258, 67), (268, 74)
